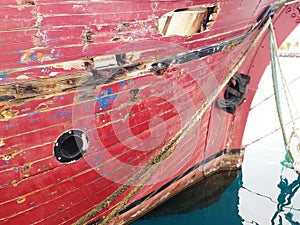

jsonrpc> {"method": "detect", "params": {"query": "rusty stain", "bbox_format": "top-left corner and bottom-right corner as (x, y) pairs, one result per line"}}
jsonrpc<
(1, 150), (22, 161)
(42, 164), (49, 170)
(17, 0), (35, 9)
(17, 196), (26, 204)
(25, 0), (35, 6)
(23, 162), (33, 172)
(0, 106), (18, 120)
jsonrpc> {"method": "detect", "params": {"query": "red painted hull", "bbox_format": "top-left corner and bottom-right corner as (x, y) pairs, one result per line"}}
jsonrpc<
(0, 0), (299, 224)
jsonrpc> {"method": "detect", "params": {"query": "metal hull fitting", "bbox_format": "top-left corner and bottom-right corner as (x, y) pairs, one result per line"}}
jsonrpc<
(0, 0), (299, 224)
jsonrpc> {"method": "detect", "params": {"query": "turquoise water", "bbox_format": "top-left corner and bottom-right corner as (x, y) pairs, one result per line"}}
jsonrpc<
(133, 57), (300, 225)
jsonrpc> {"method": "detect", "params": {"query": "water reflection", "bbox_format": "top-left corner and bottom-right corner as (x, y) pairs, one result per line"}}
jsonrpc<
(134, 170), (243, 225)
(144, 170), (240, 218)
(271, 174), (300, 225)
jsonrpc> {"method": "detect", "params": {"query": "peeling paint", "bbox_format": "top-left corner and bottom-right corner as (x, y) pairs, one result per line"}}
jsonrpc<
(17, 196), (26, 204)
(0, 106), (18, 120)
(16, 75), (29, 80)
(0, 74), (7, 82)
(96, 88), (118, 110)
(19, 51), (60, 64)
(1, 150), (22, 161)
(32, 31), (48, 47)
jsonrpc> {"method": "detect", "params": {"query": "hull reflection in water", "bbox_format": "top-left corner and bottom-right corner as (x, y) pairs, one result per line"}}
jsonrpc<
(136, 169), (241, 222)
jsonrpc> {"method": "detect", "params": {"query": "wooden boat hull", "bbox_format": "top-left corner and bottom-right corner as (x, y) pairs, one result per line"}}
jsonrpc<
(0, 0), (299, 224)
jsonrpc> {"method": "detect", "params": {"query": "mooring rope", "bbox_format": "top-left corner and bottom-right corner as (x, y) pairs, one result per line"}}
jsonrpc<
(74, 17), (273, 225)
(269, 22), (300, 173)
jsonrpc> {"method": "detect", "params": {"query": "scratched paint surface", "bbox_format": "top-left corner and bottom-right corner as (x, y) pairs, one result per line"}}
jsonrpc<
(0, 0), (299, 224)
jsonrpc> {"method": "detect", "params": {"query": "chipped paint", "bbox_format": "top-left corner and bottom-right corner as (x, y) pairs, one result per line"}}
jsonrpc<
(96, 88), (118, 110)
(17, 196), (26, 204)
(52, 60), (84, 70)
(16, 75), (29, 80)
(1, 150), (22, 161)
(32, 31), (48, 47)
(23, 162), (33, 172)
(19, 51), (60, 64)
(0, 106), (18, 120)
(0, 74), (7, 82)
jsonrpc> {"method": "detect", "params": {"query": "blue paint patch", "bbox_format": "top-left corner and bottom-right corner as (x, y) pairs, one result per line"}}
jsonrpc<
(18, 52), (60, 64)
(30, 117), (40, 124)
(96, 88), (118, 110)
(120, 80), (127, 87)
(52, 109), (71, 119)
(28, 111), (40, 116)
(1, 183), (9, 188)
(41, 67), (51, 73)
(0, 74), (7, 83)
(0, 165), (8, 169)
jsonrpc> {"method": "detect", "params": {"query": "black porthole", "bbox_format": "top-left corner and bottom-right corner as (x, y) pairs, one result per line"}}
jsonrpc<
(54, 130), (89, 163)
